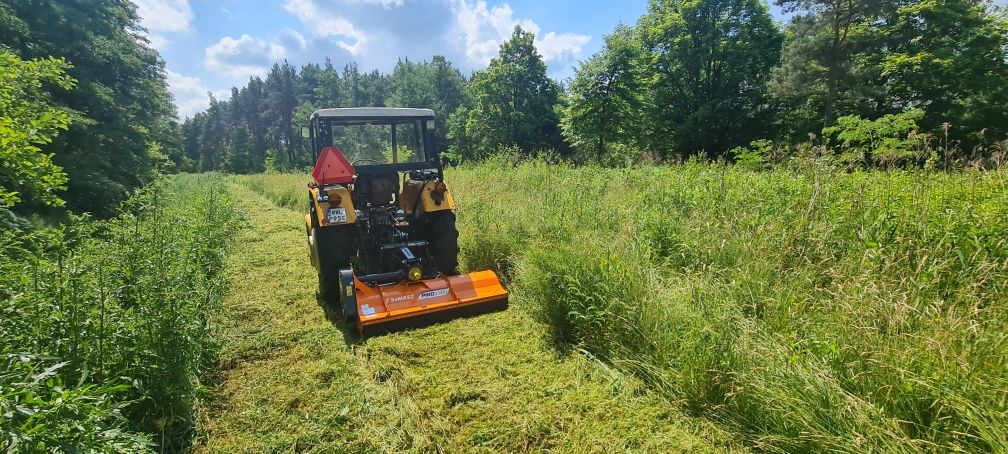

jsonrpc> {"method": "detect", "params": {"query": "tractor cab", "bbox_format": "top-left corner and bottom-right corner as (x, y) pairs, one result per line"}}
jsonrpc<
(307, 108), (443, 204)
(304, 108), (507, 337)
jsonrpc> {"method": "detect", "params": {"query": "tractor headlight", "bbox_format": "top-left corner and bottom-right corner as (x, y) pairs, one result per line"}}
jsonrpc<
(408, 267), (422, 282)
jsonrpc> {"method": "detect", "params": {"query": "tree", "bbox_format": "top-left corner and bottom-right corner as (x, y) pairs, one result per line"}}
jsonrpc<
(458, 26), (563, 160)
(561, 25), (645, 161)
(0, 52), (74, 209)
(639, 0), (784, 159)
(388, 56), (467, 153)
(0, 0), (179, 216)
(315, 59), (344, 108)
(881, 0), (1008, 141)
(770, 0), (884, 130)
(198, 94), (225, 172)
(265, 62), (300, 167)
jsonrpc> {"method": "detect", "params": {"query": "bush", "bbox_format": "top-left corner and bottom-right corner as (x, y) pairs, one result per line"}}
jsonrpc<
(729, 139), (792, 170)
(823, 110), (927, 168)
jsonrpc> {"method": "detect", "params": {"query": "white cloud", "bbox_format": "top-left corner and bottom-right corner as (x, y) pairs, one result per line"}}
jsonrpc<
(283, 0), (366, 55)
(449, 1), (590, 68)
(134, 0), (193, 33)
(277, 0), (591, 73)
(452, 0), (539, 66)
(166, 70), (216, 118)
(278, 29), (308, 53)
(190, 0), (591, 113)
(205, 34), (288, 77)
(134, 0), (193, 50)
(145, 33), (172, 50)
(355, 0), (406, 8)
(536, 32), (592, 66)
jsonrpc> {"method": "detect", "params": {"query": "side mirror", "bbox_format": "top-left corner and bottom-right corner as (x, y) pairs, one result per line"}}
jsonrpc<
(301, 126), (310, 139)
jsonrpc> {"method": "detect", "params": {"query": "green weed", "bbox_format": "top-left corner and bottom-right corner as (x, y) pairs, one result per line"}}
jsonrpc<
(0, 174), (238, 452)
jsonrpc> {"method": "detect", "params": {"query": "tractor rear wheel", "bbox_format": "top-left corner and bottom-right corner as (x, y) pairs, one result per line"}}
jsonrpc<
(313, 223), (355, 321)
(422, 210), (460, 276)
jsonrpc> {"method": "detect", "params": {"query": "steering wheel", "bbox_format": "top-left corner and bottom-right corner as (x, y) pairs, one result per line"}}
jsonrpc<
(352, 158), (384, 166)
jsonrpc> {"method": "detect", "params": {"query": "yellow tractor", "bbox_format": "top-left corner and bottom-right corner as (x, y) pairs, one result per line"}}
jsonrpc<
(304, 108), (508, 336)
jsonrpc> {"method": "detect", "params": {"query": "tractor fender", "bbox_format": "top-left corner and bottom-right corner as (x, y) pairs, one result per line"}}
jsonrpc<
(310, 185), (357, 227)
(400, 179), (456, 215)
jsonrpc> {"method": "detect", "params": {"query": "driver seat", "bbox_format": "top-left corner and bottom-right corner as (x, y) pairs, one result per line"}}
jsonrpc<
(354, 172), (400, 206)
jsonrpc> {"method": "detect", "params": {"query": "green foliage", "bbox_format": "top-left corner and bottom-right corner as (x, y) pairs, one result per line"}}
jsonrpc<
(0, 0), (180, 216)
(561, 25), (644, 162)
(729, 139), (782, 170)
(0, 52), (73, 208)
(383, 144), (415, 163)
(881, 0), (1008, 139)
(176, 0), (1008, 170)
(770, 0), (884, 131)
(453, 27), (564, 161)
(823, 109), (926, 167)
(0, 174), (237, 451)
(638, 0), (783, 159)
(184, 56), (467, 173)
(387, 56), (467, 153)
(562, 0), (784, 161)
(1, 355), (153, 453)
(770, 0), (1008, 149)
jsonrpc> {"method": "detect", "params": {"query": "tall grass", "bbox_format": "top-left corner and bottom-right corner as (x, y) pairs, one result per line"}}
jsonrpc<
(0, 174), (238, 452)
(448, 161), (1007, 452)
(232, 173), (309, 211)
(234, 163), (1007, 452)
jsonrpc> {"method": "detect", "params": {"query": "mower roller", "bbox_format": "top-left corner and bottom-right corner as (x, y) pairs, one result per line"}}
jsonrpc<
(303, 108), (508, 337)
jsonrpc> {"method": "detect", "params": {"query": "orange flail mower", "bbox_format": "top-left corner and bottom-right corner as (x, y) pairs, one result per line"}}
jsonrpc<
(303, 108), (508, 337)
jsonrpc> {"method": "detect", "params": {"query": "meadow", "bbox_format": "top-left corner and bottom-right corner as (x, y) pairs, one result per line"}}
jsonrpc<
(239, 161), (1007, 452)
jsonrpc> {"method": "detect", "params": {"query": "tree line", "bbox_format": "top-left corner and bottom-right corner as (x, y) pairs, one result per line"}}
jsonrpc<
(179, 28), (564, 174)
(183, 0), (1008, 174)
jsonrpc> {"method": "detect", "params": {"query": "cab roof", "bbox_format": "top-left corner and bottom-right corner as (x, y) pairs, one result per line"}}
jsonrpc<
(311, 107), (436, 121)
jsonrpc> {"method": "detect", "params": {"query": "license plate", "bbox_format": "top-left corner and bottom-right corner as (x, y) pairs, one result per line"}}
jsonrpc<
(327, 207), (347, 224)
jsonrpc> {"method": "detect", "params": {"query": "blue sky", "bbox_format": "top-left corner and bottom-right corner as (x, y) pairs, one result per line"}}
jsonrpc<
(138, 0), (661, 117)
(135, 0), (1002, 118)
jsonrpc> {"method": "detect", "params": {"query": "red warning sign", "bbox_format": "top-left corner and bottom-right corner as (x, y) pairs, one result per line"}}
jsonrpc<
(312, 147), (355, 185)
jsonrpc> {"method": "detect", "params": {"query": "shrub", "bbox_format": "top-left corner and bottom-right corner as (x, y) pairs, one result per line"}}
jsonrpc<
(823, 110), (927, 168)
(0, 355), (152, 453)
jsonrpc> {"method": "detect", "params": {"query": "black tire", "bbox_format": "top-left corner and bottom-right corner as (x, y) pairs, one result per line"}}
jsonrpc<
(421, 210), (460, 276)
(314, 223), (355, 320)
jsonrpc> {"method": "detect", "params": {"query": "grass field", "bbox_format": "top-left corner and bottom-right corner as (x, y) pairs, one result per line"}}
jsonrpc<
(228, 162), (1007, 453)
